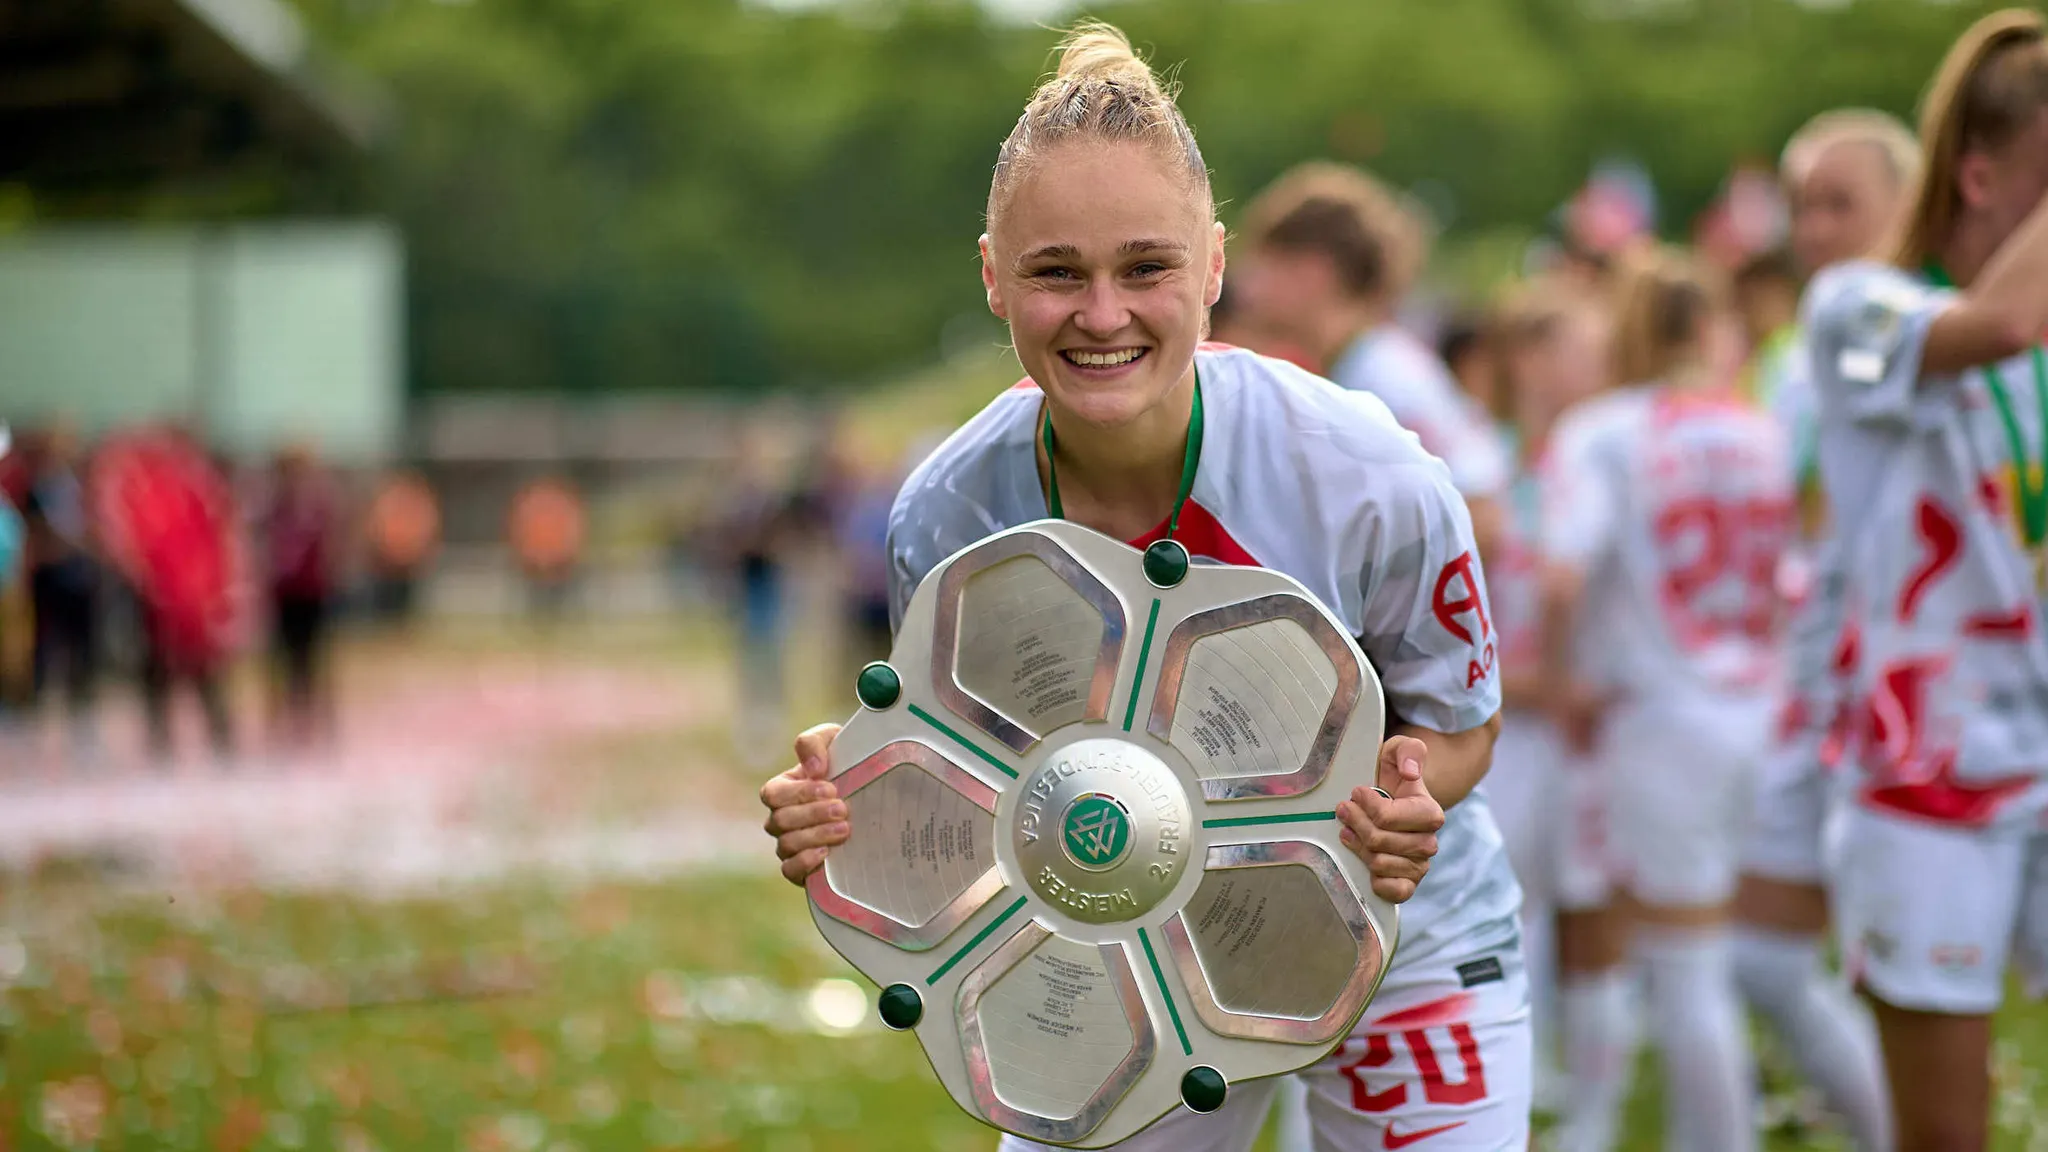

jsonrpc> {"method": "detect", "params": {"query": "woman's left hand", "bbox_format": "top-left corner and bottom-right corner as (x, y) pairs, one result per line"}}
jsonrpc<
(1334, 734), (1445, 903)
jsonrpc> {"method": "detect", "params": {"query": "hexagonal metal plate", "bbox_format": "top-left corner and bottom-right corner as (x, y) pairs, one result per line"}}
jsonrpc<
(808, 520), (1394, 1148)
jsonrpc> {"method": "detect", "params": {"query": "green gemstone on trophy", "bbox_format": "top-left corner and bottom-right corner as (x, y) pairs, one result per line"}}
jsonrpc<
(1180, 1066), (1227, 1113)
(855, 661), (902, 710)
(877, 983), (923, 1030)
(1142, 538), (1190, 588)
(1060, 793), (1133, 871)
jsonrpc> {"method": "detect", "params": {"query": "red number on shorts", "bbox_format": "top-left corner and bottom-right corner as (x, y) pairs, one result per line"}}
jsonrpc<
(1652, 495), (1793, 649)
(1337, 1027), (1490, 1112)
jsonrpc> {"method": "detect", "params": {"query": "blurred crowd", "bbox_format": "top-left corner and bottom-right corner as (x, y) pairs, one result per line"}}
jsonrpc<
(0, 424), (425, 764)
(0, 413), (919, 773)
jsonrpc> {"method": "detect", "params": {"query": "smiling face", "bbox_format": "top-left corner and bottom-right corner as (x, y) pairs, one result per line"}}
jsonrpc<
(981, 139), (1225, 430)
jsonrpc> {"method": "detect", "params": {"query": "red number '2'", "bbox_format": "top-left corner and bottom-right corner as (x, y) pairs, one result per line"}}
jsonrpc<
(1337, 1026), (1490, 1112)
(1652, 496), (1793, 649)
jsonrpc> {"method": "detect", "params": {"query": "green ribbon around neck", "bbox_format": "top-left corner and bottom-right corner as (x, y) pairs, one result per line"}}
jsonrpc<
(1042, 378), (1204, 540)
(1926, 262), (2048, 548)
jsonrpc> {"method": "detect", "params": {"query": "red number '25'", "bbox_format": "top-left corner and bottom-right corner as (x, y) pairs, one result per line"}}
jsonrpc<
(1652, 495), (1793, 649)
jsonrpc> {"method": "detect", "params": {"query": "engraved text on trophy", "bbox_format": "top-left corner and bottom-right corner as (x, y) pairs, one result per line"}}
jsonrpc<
(1186, 863), (1357, 1019)
(956, 556), (1104, 733)
(1170, 618), (1337, 781)
(979, 937), (1138, 1120)
(824, 761), (995, 928)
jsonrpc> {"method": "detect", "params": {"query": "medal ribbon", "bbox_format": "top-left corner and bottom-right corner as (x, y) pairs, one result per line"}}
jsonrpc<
(1926, 263), (2048, 550)
(1042, 377), (1204, 540)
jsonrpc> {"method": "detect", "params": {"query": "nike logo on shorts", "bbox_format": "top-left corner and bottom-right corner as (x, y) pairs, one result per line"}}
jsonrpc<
(1383, 1120), (1467, 1149)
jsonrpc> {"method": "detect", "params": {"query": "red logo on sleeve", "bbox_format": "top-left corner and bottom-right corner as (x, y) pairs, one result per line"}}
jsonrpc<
(1432, 551), (1496, 689)
(1431, 552), (1492, 645)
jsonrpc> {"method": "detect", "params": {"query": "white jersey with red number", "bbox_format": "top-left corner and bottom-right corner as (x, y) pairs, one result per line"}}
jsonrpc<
(887, 345), (1519, 978)
(1539, 386), (1796, 715)
(1805, 261), (2048, 829)
(1330, 325), (1511, 499)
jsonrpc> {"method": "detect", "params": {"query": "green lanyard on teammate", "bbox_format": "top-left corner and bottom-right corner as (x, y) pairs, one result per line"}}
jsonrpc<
(1042, 379), (1205, 541)
(1927, 263), (2048, 587)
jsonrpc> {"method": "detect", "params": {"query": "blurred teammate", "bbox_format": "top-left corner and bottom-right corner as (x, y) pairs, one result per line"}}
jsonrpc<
(1733, 248), (1803, 405)
(1482, 284), (1612, 1110)
(1803, 12), (2048, 1149)
(760, 24), (1528, 1148)
(1541, 249), (1796, 1152)
(1438, 309), (1499, 412)
(1234, 164), (1510, 556)
(1729, 107), (1918, 1152)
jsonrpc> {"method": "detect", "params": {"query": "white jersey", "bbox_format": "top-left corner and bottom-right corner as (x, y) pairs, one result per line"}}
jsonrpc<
(1766, 320), (1858, 748)
(1805, 261), (2048, 828)
(1539, 386), (1796, 716)
(1330, 325), (1511, 499)
(888, 345), (1519, 975)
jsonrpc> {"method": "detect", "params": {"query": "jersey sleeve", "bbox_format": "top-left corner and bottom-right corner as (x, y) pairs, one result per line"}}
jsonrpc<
(1802, 261), (1953, 429)
(1354, 463), (1502, 735)
(884, 497), (933, 636)
(1537, 404), (1622, 571)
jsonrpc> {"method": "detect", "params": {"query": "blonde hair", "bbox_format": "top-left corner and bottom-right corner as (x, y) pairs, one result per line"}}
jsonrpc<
(1780, 108), (1921, 190)
(1610, 246), (1725, 387)
(987, 23), (1210, 230)
(1891, 9), (2048, 268)
(1239, 162), (1433, 300)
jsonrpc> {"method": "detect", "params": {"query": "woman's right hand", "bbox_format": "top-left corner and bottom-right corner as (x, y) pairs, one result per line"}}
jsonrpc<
(760, 723), (850, 885)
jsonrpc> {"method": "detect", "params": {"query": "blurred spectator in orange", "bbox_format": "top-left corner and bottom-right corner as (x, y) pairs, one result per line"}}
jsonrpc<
(23, 423), (102, 750)
(259, 443), (342, 749)
(364, 470), (440, 623)
(509, 476), (586, 616)
(94, 425), (242, 763)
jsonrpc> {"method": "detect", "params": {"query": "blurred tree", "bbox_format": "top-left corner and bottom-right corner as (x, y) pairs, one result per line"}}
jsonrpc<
(279, 0), (2007, 397)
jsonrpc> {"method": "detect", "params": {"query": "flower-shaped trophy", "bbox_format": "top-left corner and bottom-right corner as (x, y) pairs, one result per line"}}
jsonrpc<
(808, 520), (1397, 1147)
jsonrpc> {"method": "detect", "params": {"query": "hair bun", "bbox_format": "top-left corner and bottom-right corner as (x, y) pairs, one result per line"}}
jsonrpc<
(1054, 21), (1153, 86)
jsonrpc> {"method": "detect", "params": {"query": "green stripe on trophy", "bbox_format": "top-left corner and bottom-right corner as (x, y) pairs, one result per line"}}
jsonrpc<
(1136, 927), (1191, 1057)
(1122, 598), (1163, 733)
(925, 894), (1029, 986)
(1201, 811), (1336, 830)
(908, 703), (1019, 780)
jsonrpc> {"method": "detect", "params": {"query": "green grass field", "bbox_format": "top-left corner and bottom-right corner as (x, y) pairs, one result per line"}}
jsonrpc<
(11, 860), (2048, 1150)
(6, 621), (2048, 1151)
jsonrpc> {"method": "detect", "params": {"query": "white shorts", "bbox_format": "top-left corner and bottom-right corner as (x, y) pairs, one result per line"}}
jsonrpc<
(1595, 699), (1764, 908)
(998, 954), (1532, 1152)
(1490, 711), (1609, 913)
(1831, 802), (2048, 1015)
(1738, 728), (1828, 885)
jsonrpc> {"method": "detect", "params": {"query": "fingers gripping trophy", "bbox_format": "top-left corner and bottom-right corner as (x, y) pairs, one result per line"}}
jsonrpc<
(803, 522), (1402, 1146)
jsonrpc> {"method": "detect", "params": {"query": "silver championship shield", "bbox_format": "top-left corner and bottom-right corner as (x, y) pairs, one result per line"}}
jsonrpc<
(807, 520), (1396, 1147)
